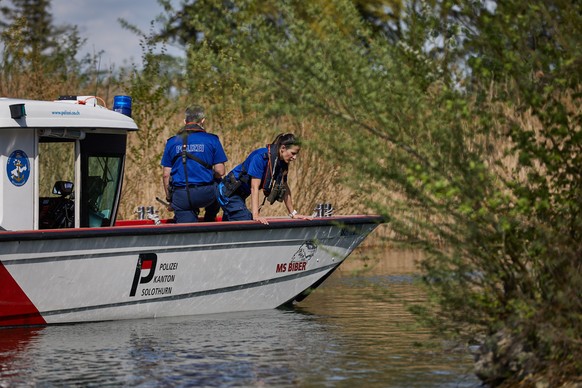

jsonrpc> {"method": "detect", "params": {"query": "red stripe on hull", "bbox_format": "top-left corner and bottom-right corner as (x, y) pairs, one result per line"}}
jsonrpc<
(0, 262), (46, 327)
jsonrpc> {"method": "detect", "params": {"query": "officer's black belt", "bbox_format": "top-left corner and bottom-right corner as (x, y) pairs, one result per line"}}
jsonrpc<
(173, 182), (214, 189)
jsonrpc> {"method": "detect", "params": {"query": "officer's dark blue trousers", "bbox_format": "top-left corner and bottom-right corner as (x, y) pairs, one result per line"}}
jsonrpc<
(215, 182), (252, 221)
(171, 184), (216, 223)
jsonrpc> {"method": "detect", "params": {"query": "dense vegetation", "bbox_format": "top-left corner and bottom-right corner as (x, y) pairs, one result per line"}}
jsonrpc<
(2, 0), (580, 385)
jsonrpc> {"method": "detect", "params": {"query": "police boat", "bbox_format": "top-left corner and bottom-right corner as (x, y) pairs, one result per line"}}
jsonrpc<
(0, 96), (383, 328)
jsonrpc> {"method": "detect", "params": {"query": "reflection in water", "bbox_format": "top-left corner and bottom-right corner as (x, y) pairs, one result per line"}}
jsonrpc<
(298, 274), (476, 386)
(0, 250), (479, 387)
(0, 327), (43, 383)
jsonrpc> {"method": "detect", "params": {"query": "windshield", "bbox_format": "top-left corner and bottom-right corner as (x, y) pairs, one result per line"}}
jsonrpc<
(83, 156), (123, 227)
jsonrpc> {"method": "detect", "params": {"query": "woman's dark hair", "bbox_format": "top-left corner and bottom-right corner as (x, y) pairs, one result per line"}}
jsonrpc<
(272, 133), (301, 149)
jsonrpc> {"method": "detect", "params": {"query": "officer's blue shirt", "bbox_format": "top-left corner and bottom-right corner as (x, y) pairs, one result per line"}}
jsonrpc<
(230, 147), (287, 196)
(161, 131), (227, 186)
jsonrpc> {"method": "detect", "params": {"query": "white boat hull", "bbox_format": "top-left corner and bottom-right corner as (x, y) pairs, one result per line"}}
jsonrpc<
(0, 216), (382, 327)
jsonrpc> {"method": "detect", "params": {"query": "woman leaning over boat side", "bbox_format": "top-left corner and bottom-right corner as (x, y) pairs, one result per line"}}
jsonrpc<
(216, 133), (312, 225)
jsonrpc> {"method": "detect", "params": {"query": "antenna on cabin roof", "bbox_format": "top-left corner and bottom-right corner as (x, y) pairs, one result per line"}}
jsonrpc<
(93, 47), (102, 107)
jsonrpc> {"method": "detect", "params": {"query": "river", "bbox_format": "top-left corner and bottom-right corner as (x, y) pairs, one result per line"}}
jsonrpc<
(0, 249), (480, 387)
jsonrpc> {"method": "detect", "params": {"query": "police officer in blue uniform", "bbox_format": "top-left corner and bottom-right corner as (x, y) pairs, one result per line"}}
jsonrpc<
(161, 105), (228, 223)
(216, 133), (311, 225)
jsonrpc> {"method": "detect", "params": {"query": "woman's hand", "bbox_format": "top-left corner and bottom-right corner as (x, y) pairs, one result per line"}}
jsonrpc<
(250, 178), (267, 224)
(253, 214), (269, 225)
(289, 209), (312, 221)
(291, 213), (313, 220)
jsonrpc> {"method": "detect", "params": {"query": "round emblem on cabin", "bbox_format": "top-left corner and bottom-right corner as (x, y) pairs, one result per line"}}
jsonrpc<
(6, 149), (30, 187)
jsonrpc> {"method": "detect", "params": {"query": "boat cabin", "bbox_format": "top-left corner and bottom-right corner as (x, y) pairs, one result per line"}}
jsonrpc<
(0, 96), (138, 231)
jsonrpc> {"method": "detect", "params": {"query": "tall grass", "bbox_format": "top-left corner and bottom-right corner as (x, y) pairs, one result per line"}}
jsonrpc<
(120, 101), (359, 221)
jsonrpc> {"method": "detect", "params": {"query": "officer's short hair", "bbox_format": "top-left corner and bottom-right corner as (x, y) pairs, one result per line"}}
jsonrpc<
(185, 105), (205, 123)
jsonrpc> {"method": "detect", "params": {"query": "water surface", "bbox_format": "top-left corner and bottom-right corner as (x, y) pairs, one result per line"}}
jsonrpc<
(0, 250), (479, 387)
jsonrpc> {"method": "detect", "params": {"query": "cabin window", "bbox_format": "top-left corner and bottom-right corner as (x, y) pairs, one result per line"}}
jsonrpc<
(79, 133), (127, 228)
(83, 156), (123, 227)
(38, 140), (76, 229)
(39, 141), (75, 195)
